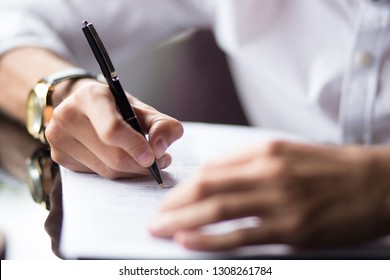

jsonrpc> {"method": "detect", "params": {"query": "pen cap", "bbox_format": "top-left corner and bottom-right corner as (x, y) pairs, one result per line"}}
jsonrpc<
(82, 20), (115, 78)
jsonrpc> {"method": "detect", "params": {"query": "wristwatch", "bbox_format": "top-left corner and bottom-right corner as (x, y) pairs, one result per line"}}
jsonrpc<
(26, 68), (104, 143)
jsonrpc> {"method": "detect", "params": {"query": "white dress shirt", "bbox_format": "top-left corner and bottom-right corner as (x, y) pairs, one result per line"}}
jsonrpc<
(1, 0), (390, 144)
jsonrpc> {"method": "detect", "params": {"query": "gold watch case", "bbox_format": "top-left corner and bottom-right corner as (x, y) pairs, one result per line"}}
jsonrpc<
(26, 82), (54, 143)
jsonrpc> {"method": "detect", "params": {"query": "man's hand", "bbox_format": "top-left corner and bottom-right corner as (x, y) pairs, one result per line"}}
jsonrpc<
(148, 141), (390, 251)
(45, 79), (183, 179)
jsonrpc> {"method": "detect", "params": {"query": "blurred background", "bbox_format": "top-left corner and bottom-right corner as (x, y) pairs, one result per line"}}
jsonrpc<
(116, 30), (248, 126)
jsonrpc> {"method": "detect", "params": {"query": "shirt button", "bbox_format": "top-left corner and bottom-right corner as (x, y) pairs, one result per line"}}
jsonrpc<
(354, 51), (374, 68)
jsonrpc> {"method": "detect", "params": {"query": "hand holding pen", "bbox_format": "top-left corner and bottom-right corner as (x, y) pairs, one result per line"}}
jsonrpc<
(82, 20), (166, 185)
(44, 23), (183, 181)
(81, 20), (188, 185)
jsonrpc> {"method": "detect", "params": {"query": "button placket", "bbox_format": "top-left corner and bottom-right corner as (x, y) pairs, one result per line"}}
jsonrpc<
(340, 2), (390, 144)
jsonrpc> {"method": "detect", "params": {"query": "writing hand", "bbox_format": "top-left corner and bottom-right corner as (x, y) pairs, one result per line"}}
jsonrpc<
(45, 79), (183, 179)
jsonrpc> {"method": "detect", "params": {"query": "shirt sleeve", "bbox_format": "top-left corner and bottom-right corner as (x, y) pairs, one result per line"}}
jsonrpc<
(0, 0), (214, 69)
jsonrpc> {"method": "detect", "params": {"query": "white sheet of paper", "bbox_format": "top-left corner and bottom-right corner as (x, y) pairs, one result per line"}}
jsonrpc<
(60, 123), (304, 259)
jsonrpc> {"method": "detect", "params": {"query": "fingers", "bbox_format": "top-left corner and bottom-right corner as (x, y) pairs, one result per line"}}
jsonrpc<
(173, 225), (278, 251)
(133, 102), (184, 159)
(157, 165), (258, 212)
(46, 81), (177, 178)
(149, 188), (282, 238)
(48, 121), (172, 178)
(158, 155), (287, 212)
(169, 214), (289, 251)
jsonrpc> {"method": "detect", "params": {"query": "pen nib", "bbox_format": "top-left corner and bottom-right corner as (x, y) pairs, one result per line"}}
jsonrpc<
(159, 183), (164, 188)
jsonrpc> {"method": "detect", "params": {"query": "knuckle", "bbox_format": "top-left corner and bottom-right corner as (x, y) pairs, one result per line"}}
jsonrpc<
(76, 82), (106, 99)
(52, 102), (77, 127)
(192, 180), (208, 200)
(192, 168), (212, 198)
(250, 157), (291, 181)
(261, 141), (287, 156)
(105, 151), (128, 171)
(45, 121), (61, 146)
(269, 160), (291, 178)
(209, 200), (227, 221)
(74, 83), (114, 110)
(158, 154), (172, 169)
(98, 119), (123, 145)
(170, 118), (184, 139)
(150, 116), (184, 143)
(99, 166), (121, 180)
(49, 149), (62, 165)
(126, 137), (151, 161)
(130, 136), (149, 153)
(50, 149), (68, 167)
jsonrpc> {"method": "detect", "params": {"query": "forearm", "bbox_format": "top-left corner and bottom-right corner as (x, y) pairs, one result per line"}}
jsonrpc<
(0, 47), (74, 124)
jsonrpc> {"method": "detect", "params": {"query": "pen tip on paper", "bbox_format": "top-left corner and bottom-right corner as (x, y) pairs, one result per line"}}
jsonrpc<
(82, 20), (89, 27)
(159, 183), (164, 188)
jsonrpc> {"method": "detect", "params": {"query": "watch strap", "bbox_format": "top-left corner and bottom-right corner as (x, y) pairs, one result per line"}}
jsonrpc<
(41, 68), (105, 85)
